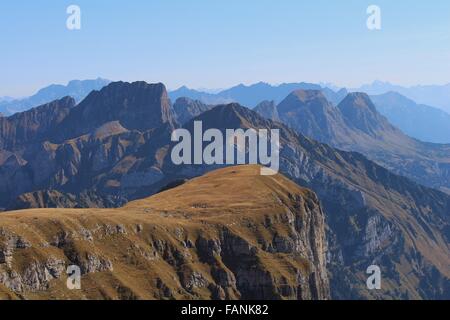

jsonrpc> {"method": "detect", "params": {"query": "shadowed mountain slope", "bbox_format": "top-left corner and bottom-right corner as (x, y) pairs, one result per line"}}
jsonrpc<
(352, 80), (450, 114)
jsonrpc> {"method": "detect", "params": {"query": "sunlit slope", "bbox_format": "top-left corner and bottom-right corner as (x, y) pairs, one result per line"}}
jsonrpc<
(0, 165), (329, 300)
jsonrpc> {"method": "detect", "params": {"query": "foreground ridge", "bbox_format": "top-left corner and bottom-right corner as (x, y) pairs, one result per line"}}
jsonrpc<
(0, 165), (329, 300)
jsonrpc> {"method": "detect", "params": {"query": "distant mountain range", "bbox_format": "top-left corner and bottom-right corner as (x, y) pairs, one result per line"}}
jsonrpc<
(169, 86), (234, 105)
(169, 80), (450, 116)
(351, 80), (450, 114)
(370, 92), (450, 144)
(169, 82), (348, 108)
(0, 78), (111, 116)
(0, 81), (448, 299)
(3, 78), (450, 123)
(170, 81), (450, 144)
(2, 77), (450, 145)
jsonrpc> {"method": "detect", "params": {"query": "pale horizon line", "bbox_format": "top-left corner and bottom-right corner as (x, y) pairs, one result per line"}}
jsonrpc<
(3, 78), (450, 100)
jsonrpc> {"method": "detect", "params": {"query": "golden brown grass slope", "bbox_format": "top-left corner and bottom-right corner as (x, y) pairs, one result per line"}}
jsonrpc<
(0, 165), (329, 300)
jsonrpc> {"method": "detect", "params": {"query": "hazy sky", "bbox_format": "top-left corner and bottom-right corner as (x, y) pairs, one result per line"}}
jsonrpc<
(1, 0), (450, 96)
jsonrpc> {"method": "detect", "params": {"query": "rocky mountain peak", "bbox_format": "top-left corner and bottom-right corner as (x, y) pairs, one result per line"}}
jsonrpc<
(187, 103), (272, 131)
(0, 96), (76, 150)
(56, 81), (178, 140)
(276, 90), (347, 144)
(339, 92), (377, 113)
(173, 97), (213, 125)
(278, 89), (332, 114)
(337, 92), (392, 135)
(253, 100), (279, 122)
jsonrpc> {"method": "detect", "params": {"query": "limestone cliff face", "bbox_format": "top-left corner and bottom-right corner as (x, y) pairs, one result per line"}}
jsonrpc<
(0, 166), (329, 300)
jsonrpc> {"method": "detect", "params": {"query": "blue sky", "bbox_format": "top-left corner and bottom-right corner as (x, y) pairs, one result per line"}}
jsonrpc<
(1, 0), (450, 96)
